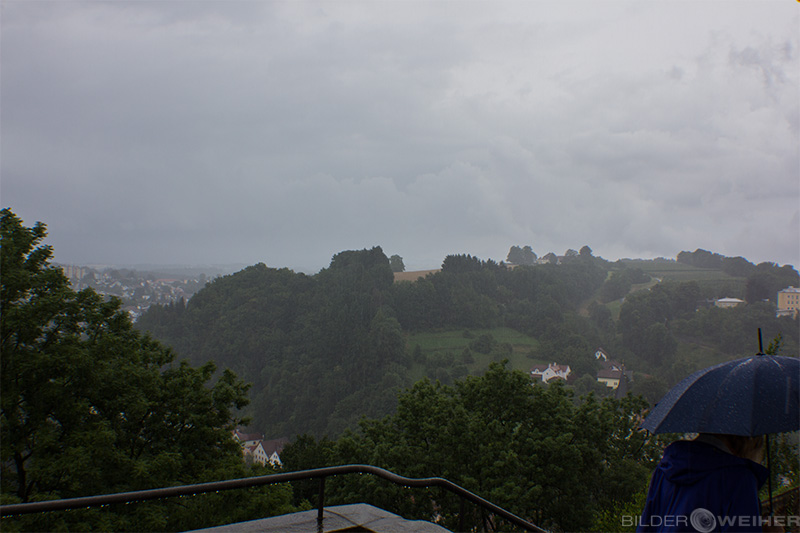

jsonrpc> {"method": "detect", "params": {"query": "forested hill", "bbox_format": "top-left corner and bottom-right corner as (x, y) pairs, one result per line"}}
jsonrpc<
(136, 246), (799, 439)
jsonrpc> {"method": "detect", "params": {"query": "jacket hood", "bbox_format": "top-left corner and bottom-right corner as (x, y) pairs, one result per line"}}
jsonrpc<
(658, 440), (769, 489)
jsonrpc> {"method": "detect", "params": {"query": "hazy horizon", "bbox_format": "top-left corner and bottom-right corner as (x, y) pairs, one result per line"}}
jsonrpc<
(49, 246), (796, 277)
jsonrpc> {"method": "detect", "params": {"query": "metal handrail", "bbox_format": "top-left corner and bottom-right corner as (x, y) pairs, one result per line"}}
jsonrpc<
(0, 464), (547, 532)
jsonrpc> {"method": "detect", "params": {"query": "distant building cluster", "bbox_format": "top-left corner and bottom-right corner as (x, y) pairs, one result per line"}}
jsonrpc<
(529, 287), (797, 398)
(708, 287), (798, 318)
(232, 428), (288, 467)
(530, 348), (633, 399)
(689, 288), (798, 317)
(58, 264), (209, 321)
(61, 264), (89, 281)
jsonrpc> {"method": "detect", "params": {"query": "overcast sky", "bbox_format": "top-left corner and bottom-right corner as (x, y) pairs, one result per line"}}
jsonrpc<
(2, 1), (798, 273)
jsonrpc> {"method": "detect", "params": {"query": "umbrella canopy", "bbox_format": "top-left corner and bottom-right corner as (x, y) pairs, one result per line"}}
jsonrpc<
(641, 355), (800, 436)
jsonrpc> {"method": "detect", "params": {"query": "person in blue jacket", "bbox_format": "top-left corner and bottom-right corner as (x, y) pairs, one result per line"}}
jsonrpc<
(637, 433), (771, 533)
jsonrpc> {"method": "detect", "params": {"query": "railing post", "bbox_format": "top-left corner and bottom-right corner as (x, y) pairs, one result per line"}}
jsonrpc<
(317, 476), (325, 532)
(458, 495), (466, 532)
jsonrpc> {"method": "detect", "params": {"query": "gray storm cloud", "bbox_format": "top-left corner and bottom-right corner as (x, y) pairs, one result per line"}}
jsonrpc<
(1, 1), (797, 272)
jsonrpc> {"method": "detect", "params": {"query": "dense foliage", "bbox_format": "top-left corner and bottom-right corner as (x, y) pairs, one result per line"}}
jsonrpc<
(0, 209), (297, 531)
(280, 363), (666, 532)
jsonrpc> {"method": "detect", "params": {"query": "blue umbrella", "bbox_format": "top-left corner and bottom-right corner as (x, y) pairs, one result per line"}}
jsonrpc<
(641, 351), (799, 516)
(641, 354), (800, 436)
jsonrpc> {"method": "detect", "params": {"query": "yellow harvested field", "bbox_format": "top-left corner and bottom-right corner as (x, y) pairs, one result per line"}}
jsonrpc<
(393, 269), (440, 282)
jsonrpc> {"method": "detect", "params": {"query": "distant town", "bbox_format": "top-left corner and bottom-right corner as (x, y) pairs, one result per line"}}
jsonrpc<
(57, 264), (243, 321)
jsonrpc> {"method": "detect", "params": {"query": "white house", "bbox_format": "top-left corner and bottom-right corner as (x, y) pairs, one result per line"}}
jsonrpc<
(594, 348), (610, 361)
(715, 297), (744, 309)
(530, 362), (571, 383)
(247, 441), (270, 466)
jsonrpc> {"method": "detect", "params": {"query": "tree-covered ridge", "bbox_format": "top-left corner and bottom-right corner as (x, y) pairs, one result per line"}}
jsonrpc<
(0, 209), (298, 532)
(138, 245), (798, 440)
(137, 248), (615, 437)
(140, 249), (407, 438)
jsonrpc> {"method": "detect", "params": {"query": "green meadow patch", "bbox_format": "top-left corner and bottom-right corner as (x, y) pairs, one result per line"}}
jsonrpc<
(405, 327), (543, 376)
(618, 259), (744, 283)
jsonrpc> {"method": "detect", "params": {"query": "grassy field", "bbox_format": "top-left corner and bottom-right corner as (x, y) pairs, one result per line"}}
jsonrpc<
(404, 327), (544, 381)
(615, 259), (748, 300)
(393, 269), (440, 282)
(618, 259), (743, 282)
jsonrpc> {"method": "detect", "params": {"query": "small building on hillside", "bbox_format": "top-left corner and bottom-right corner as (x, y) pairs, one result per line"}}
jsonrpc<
(233, 428), (264, 448)
(594, 348), (610, 361)
(261, 438), (290, 466)
(596, 356), (631, 390)
(715, 297), (744, 309)
(530, 362), (571, 383)
(246, 441), (270, 466)
(597, 368), (624, 389)
(777, 287), (800, 318)
(233, 429), (289, 467)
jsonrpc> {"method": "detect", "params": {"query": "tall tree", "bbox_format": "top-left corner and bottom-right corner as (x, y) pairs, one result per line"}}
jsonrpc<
(506, 245), (524, 264)
(1, 209), (286, 531)
(388, 254), (405, 273)
(521, 245), (538, 265)
(507, 246), (537, 265)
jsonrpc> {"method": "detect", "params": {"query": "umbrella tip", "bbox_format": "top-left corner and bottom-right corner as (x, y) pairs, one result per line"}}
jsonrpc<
(757, 328), (764, 355)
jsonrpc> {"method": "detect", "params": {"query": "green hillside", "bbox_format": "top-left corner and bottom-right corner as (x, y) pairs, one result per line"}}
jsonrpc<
(404, 327), (544, 381)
